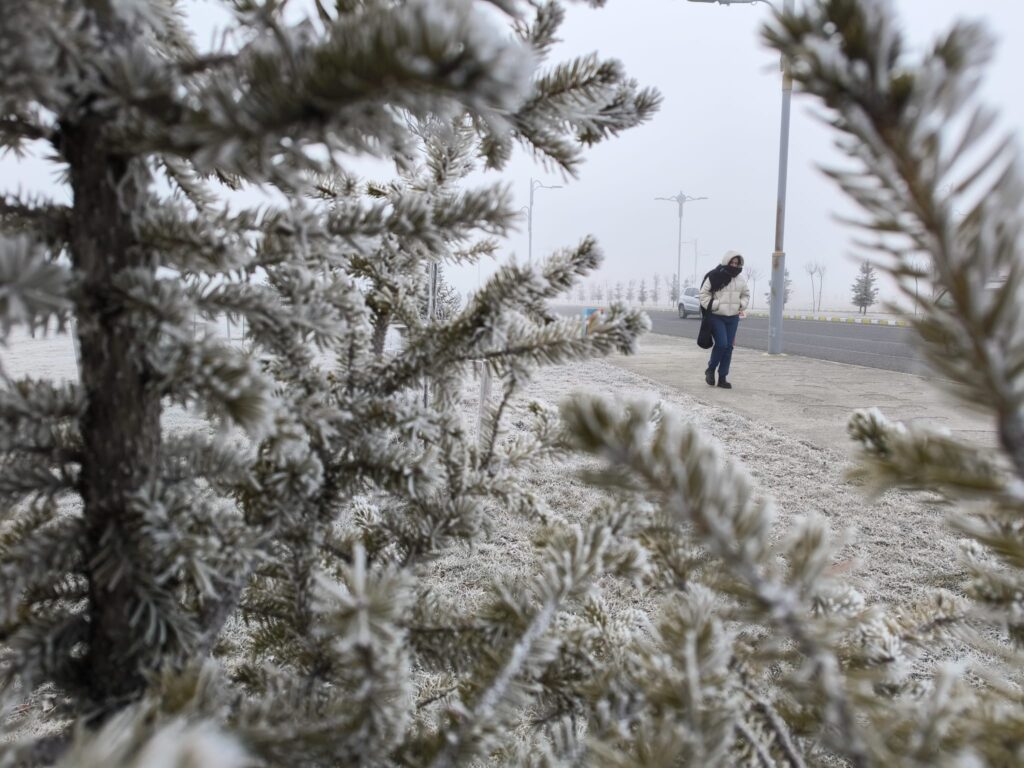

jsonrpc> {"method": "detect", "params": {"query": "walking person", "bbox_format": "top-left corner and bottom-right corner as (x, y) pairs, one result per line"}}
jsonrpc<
(699, 251), (750, 389)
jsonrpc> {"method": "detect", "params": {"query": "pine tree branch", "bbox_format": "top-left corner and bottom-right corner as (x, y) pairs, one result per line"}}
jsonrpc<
(735, 717), (776, 768)
(158, 157), (220, 214)
(177, 52), (237, 76)
(847, 408), (1006, 500)
(564, 397), (868, 767)
(513, 54), (661, 174)
(429, 599), (558, 768)
(0, 114), (53, 147)
(196, 580), (249, 657)
(736, 666), (807, 768)
(16, 732), (72, 767)
(143, 1), (535, 178)
(365, 238), (646, 394)
(372, 312), (640, 395)
(0, 515), (84, 633)
(145, 334), (276, 438)
(0, 199), (70, 247)
(479, 376), (518, 471)
(514, 2), (564, 58)
(424, 524), (611, 765)
(334, 183), (517, 257)
(0, 198), (70, 249)
(0, 235), (73, 339)
(136, 204), (256, 274)
(416, 683), (460, 711)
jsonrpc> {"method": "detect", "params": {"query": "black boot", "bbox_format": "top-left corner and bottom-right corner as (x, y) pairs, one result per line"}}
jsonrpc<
(717, 375), (732, 389)
(705, 368), (715, 386)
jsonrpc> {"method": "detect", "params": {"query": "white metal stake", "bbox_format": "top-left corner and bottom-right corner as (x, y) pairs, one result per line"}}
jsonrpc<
(423, 263), (438, 408)
(477, 363), (492, 447)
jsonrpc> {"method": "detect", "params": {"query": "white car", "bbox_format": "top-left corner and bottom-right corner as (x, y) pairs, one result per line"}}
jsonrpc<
(677, 286), (701, 319)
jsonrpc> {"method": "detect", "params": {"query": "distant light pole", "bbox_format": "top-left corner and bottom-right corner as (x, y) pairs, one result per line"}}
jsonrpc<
(688, 0), (792, 354)
(655, 192), (707, 298)
(526, 177), (562, 265)
(680, 239), (702, 287)
(686, 239), (700, 286)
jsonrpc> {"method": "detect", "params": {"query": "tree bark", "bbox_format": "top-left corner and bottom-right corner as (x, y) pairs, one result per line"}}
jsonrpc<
(371, 310), (390, 358)
(65, 118), (162, 710)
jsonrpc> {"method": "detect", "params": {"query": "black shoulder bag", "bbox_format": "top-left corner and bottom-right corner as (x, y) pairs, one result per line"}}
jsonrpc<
(697, 292), (715, 349)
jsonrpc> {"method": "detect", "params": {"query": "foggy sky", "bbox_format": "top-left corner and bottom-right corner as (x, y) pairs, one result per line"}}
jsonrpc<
(3, 1), (1021, 312)
(494, 0), (1024, 311)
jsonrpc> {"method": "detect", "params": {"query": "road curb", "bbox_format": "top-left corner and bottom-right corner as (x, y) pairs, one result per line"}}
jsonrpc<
(746, 311), (909, 327)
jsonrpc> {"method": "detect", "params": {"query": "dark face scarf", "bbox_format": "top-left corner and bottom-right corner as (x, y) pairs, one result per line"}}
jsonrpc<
(706, 264), (742, 292)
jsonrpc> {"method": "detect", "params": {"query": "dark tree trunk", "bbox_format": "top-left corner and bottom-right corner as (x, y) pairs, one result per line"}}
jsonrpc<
(65, 119), (163, 710)
(371, 310), (390, 358)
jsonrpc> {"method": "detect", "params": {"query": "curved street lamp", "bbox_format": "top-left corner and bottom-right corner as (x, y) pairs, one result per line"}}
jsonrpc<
(656, 192), (708, 300)
(526, 177), (562, 265)
(681, 238), (701, 287)
(688, 0), (792, 354)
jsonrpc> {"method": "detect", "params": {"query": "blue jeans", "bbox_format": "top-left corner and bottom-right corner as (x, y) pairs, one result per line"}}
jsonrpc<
(707, 314), (739, 377)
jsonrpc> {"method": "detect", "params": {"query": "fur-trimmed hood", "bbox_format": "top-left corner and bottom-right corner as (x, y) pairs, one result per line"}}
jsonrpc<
(720, 250), (744, 267)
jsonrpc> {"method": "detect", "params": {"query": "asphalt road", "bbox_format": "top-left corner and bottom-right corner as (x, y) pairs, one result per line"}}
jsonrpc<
(554, 306), (928, 375)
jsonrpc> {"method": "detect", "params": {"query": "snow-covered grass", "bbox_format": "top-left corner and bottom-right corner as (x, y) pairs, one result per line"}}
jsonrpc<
(506, 356), (952, 608)
(2, 325), (964, 754)
(1, 327), (954, 612)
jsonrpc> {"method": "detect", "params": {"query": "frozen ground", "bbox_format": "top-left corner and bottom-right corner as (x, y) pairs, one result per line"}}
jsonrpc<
(1, 325), (962, 751)
(504, 355), (953, 608)
(1, 327), (954, 610)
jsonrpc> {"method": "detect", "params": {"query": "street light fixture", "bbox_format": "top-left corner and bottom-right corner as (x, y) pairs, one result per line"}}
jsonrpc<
(526, 177), (562, 265)
(688, 0), (791, 354)
(656, 192), (707, 301)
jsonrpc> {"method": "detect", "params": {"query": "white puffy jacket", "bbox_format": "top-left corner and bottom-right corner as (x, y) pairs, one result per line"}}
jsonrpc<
(700, 251), (750, 317)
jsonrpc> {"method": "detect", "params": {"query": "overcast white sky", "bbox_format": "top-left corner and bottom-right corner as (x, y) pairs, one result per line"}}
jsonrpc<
(499, 0), (1024, 310)
(4, 1), (1021, 312)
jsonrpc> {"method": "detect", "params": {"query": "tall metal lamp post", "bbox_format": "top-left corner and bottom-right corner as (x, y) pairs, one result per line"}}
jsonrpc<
(526, 177), (562, 265)
(682, 238), (700, 286)
(687, 0), (792, 354)
(656, 192), (707, 301)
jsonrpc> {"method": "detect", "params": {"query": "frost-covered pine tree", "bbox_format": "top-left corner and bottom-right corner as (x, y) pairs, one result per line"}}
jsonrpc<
(0, 0), (658, 763)
(417, 264), (462, 323)
(7, 0), (1024, 765)
(851, 260), (880, 314)
(765, 267), (794, 307)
